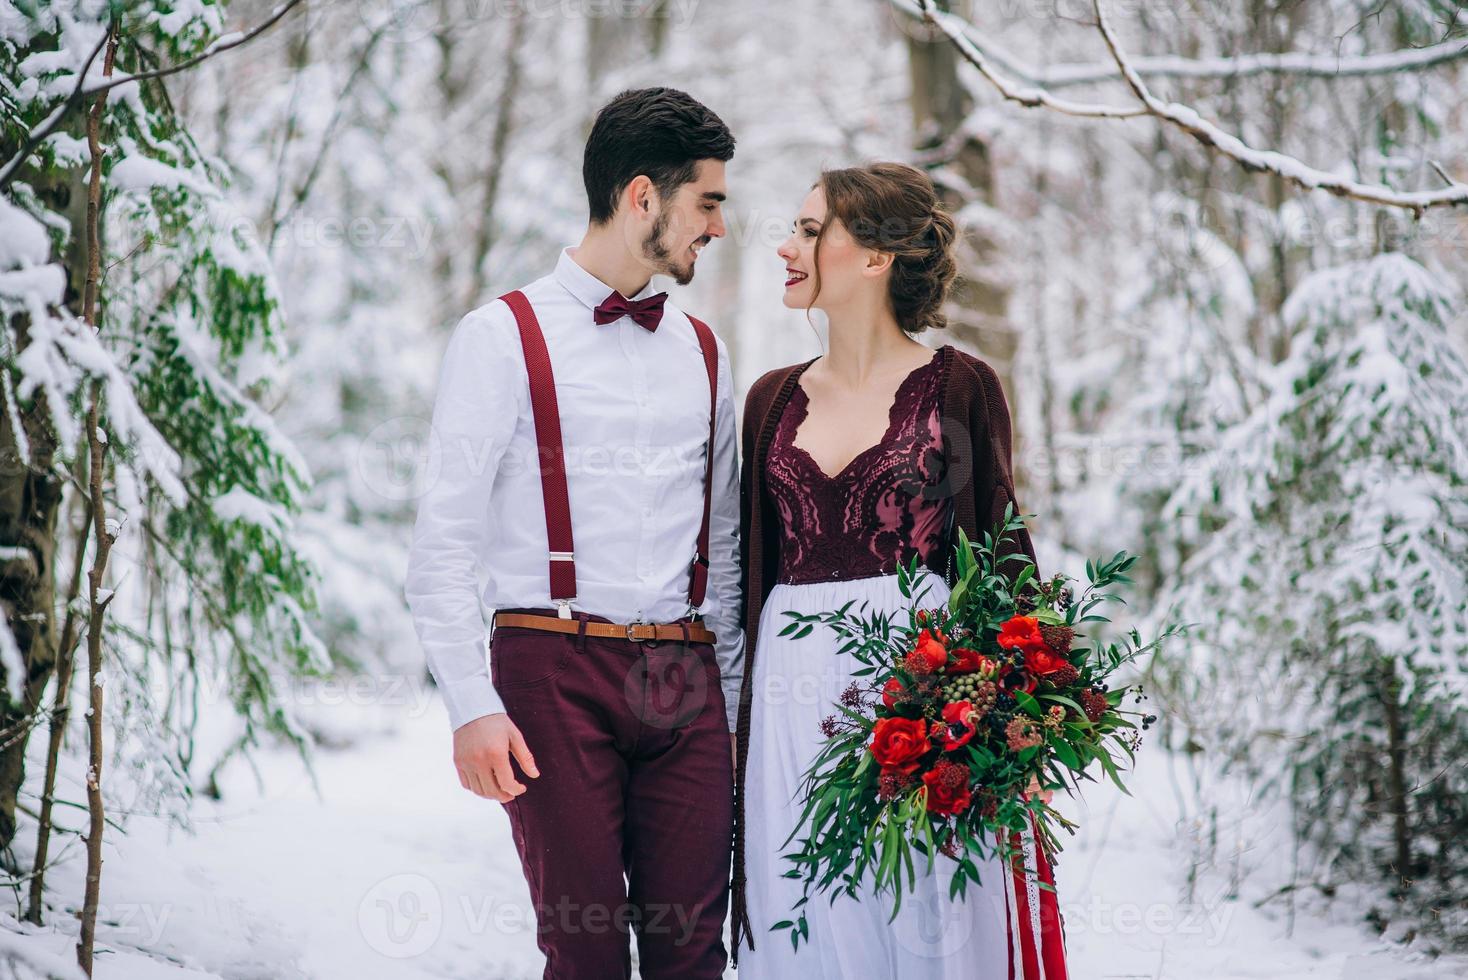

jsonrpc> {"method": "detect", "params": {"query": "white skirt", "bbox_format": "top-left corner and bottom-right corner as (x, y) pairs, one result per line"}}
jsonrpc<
(739, 571), (1011, 979)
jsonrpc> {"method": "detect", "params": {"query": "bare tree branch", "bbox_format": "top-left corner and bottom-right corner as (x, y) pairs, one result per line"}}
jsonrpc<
(76, 21), (119, 974)
(267, 21), (393, 248)
(1091, 0), (1468, 215)
(901, 0), (1468, 214)
(0, 0), (307, 193)
(913, 0), (1146, 119)
(81, 0), (308, 97)
(891, 0), (1468, 89)
(1043, 35), (1468, 87)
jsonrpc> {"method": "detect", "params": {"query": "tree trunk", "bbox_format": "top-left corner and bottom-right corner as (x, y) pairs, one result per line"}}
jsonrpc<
(76, 25), (119, 976)
(1379, 656), (1412, 888)
(463, 10), (526, 310)
(25, 473), (92, 924)
(0, 132), (88, 851)
(906, 2), (1022, 476)
(0, 322), (66, 854)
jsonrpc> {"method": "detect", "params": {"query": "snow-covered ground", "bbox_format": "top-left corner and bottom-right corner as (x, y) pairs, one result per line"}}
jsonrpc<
(4, 685), (1462, 980)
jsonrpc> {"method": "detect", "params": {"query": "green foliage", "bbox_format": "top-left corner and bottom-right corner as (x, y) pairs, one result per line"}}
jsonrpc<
(1159, 253), (1468, 941)
(770, 514), (1182, 950)
(1, 0), (329, 788)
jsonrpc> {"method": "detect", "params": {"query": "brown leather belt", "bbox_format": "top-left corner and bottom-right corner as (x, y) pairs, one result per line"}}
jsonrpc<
(494, 612), (716, 645)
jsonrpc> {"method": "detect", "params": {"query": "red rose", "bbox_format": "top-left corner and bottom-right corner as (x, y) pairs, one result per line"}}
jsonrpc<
(923, 762), (973, 816)
(910, 629), (948, 673)
(997, 615), (1048, 657)
(1025, 647), (1070, 676)
(939, 700), (978, 751)
(881, 677), (905, 709)
(869, 716), (930, 772)
(946, 646), (997, 676)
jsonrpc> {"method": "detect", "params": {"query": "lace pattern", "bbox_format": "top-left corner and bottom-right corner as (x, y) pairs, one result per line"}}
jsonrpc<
(766, 351), (953, 586)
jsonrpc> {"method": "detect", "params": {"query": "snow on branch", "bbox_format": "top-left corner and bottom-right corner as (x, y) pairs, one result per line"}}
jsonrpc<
(0, 0), (307, 194)
(1042, 35), (1468, 87)
(891, 1), (1468, 88)
(1090, 0), (1468, 215)
(0, 26), (111, 193)
(78, 0), (307, 98)
(902, 0), (1468, 215)
(910, 0), (1147, 119)
(0, 198), (186, 505)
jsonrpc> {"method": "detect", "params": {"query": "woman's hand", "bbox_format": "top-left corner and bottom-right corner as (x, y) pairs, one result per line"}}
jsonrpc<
(1024, 773), (1054, 805)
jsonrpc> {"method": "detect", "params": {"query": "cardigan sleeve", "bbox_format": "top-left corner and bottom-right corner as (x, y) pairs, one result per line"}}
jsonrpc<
(738, 381), (759, 629)
(738, 367), (783, 637)
(973, 359), (1042, 588)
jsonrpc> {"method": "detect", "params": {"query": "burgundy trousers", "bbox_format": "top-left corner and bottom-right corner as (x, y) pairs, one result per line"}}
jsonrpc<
(490, 608), (733, 980)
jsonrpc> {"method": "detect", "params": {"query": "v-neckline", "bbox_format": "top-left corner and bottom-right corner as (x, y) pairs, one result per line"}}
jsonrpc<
(787, 348), (942, 482)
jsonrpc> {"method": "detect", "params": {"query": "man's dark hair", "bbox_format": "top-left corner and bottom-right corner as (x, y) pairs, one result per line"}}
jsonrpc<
(583, 87), (735, 225)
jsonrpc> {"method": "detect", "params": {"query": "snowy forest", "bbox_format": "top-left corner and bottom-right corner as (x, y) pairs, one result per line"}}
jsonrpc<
(1, 0), (1465, 977)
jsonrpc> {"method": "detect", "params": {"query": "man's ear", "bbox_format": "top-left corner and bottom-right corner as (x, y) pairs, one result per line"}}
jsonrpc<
(623, 175), (656, 218)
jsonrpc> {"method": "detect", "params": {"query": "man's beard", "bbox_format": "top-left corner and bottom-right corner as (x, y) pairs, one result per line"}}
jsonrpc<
(642, 209), (700, 286)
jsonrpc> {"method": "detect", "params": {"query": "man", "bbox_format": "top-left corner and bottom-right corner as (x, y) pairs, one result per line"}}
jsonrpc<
(404, 87), (743, 980)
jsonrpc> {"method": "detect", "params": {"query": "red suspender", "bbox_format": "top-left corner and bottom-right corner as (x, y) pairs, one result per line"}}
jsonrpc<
(501, 290), (578, 616)
(686, 315), (719, 611)
(500, 290), (721, 618)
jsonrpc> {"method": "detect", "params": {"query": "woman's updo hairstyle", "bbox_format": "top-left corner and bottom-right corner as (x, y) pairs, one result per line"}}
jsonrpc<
(810, 162), (958, 334)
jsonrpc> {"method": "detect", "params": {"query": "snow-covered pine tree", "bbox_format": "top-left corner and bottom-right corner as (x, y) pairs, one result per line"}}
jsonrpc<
(0, 0), (327, 855)
(1157, 252), (1468, 945)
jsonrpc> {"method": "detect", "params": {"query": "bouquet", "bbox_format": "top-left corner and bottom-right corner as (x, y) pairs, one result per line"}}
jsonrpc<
(770, 505), (1180, 950)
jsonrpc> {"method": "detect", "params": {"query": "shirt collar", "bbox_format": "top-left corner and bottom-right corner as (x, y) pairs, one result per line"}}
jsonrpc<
(554, 246), (662, 311)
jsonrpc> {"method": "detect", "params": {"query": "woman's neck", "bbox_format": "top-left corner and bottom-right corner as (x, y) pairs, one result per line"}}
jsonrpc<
(819, 305), (928, 388)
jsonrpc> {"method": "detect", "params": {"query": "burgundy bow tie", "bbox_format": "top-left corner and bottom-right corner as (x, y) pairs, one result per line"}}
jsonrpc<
(592, 290), (668, 332)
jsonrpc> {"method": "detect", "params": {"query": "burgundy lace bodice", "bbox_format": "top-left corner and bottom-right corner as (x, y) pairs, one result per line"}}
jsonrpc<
(766, 350), (953, 585)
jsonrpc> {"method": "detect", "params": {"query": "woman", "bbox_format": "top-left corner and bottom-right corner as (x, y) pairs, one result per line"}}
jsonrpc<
(730, 163), (1069, 978)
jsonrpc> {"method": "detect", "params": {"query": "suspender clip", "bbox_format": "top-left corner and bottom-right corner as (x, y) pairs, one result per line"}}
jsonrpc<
(555, 599), (574, 620)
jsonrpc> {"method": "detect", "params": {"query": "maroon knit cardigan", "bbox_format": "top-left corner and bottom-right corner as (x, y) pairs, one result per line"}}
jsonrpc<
(729, 344), (1042, 964)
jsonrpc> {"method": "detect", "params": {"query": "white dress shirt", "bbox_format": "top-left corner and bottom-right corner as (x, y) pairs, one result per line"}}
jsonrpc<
(405, 247), (745, 733)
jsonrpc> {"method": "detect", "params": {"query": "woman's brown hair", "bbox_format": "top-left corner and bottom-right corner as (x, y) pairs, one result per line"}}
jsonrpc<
(807, 162), (958, 334)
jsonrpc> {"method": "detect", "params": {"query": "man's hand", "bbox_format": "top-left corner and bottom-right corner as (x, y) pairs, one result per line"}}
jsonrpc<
(454, 713), (538, 803)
